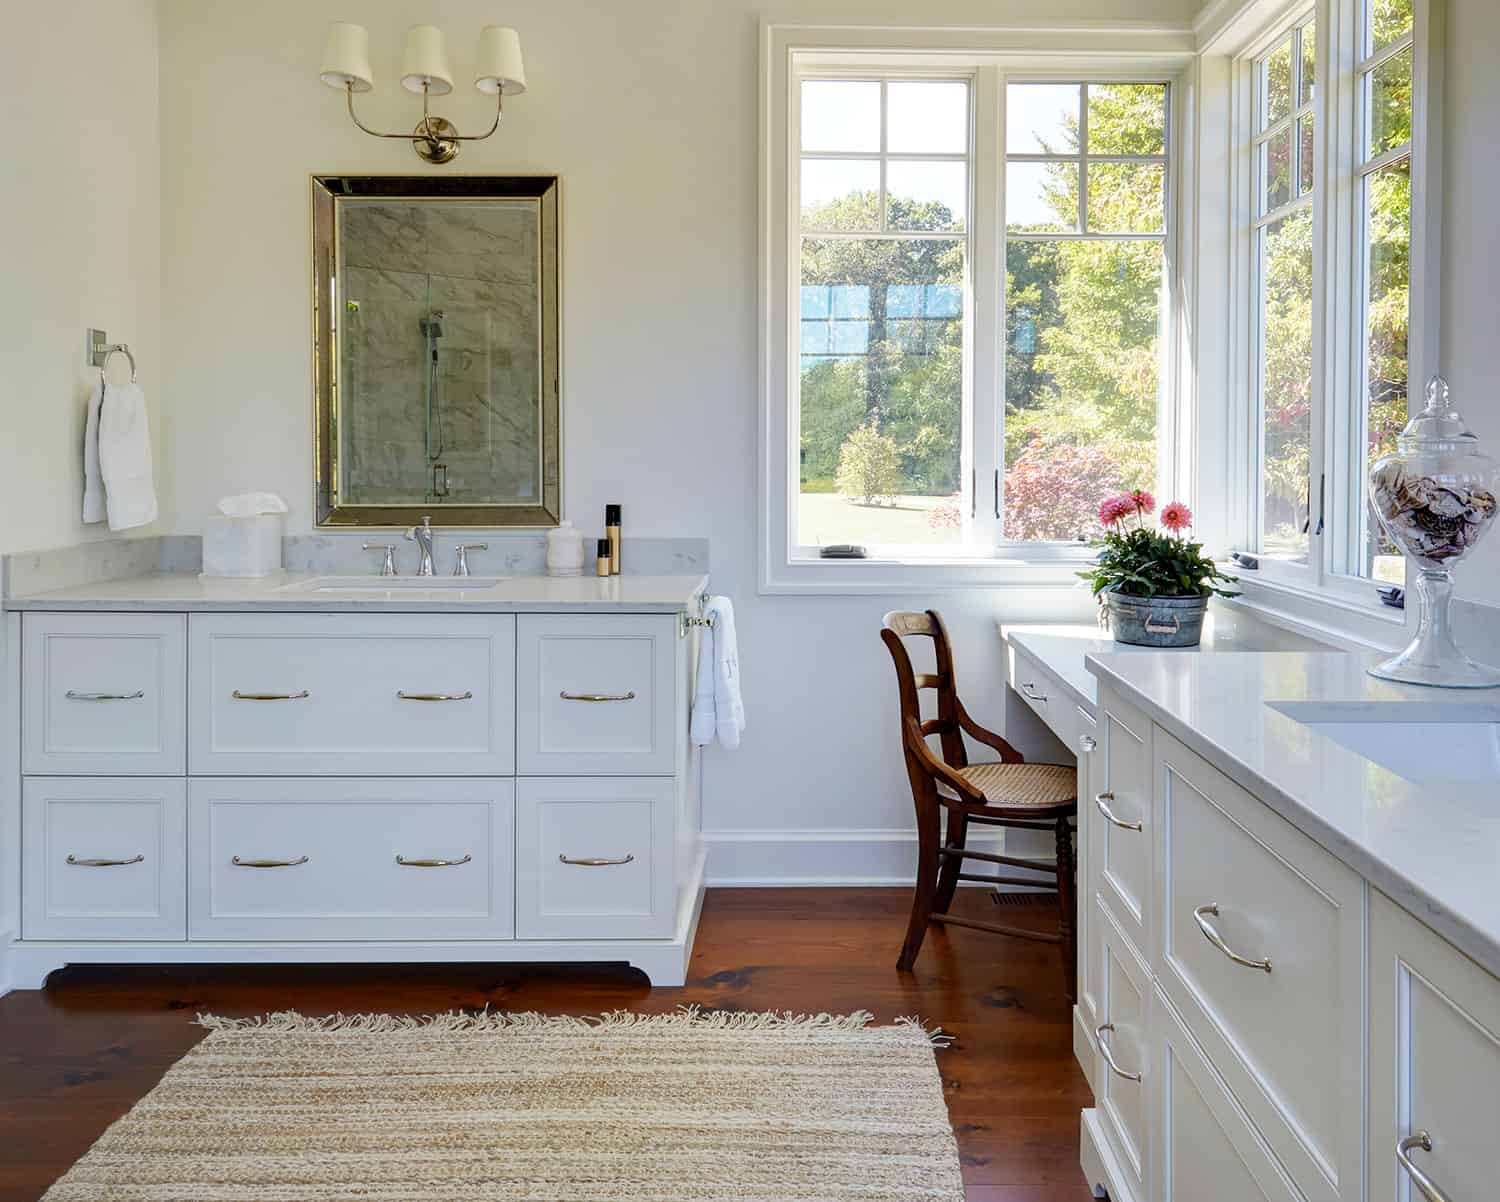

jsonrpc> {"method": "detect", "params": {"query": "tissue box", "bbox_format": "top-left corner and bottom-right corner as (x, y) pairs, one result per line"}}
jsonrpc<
(202, 514), (284, 577)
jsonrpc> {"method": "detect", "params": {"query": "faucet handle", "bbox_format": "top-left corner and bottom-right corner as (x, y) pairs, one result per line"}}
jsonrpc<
(362, 543), (398, 577)
(454, 543), (489, 577)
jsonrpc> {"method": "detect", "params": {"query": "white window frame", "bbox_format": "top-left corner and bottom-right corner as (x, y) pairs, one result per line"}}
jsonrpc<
(1220, 0), (1442, 636)
(759, 24), (1195, 594)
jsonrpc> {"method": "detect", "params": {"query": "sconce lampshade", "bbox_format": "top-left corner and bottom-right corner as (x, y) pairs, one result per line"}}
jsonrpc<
(400, 25), (454, 95)
(474, 26), (526, 95)
(319, 22), (374, 92)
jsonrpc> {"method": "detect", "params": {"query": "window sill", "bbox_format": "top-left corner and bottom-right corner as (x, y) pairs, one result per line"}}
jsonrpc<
(1218, 567), (1409, 652)
(761, 551), (1098, 595)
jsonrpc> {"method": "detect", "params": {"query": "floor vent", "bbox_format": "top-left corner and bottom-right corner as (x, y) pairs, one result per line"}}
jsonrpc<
(989, 890), (1058, 907)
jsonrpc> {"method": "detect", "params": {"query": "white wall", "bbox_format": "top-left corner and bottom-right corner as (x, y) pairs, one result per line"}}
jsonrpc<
(158, 0), (1168, 880)
(0, 0), (164, 557)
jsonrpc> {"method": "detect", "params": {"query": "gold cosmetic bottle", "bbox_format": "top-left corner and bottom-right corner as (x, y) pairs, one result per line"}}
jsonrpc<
(606, 504), (621, 575)
(596, 538), (611, 577)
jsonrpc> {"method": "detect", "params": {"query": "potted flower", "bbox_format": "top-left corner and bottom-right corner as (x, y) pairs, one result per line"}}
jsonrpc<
(1079, 492), (1239, 647)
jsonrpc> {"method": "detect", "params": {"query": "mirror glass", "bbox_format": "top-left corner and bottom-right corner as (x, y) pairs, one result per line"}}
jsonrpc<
(312, 176), (559, 526)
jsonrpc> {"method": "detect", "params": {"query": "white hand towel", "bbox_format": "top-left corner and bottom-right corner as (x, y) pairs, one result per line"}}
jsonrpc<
(81, 374), (107, 524)
(97, 379), (158, 531)
(690, 596), (744, 749)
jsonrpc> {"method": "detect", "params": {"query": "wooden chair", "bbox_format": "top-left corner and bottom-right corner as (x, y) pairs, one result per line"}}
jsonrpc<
(880, 609), (1078, 1000)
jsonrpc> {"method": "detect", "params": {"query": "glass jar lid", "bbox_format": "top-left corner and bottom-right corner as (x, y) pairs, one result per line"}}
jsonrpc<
(1398, 376), (1480, 451)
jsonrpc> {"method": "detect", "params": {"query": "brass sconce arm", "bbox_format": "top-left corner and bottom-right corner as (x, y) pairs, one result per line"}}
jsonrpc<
(344, 81), (503, 164)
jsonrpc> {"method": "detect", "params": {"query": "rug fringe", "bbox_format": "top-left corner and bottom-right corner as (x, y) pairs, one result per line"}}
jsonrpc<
(197, 1004), (949, 1046)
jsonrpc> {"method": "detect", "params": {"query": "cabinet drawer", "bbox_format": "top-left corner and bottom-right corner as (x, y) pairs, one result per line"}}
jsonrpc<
(1369, 891), (1500, 1202)
(188, 614), (515, 775)
(1155, 730), (1362, 1202)
(22, 613), (186, 775)
(188, 778), (514, 940)
(22, 777), (187, 940)
(515, 615), (677, 775)
(1096, 902), (1151, 1202)
(516, 777), (675, 939)
(1008, 645), (1071, 741)
(1096, 686), (1152, 961)
(1152, 987), (1303, 1202)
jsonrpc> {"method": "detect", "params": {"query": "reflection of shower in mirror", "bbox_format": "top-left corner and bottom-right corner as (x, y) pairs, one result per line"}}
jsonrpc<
(420, 310), (447, 496)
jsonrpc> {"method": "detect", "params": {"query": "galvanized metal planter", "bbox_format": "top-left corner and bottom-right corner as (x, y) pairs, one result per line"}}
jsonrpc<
(1104, 591), (1208, 648)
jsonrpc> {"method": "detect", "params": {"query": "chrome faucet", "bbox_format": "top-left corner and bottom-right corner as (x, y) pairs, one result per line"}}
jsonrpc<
(405, 515), (436, 576)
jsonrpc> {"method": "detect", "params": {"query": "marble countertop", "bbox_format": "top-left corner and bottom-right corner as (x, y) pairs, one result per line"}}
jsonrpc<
(1087, 649), (1500, 978)
(1001, 616), (1335, 714)
(5, 572), (709, 613)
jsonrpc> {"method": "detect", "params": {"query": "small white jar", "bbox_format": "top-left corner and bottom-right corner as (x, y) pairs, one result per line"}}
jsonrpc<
(545, 520), (585, 576)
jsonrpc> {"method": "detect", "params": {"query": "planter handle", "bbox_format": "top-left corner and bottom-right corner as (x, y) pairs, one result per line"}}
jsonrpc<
(1144, 613), (1180, 635)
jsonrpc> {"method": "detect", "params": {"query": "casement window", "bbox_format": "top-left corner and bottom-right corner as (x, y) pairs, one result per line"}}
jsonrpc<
(1234, 0), (1433, 604)
(761, 38), (1187, 591)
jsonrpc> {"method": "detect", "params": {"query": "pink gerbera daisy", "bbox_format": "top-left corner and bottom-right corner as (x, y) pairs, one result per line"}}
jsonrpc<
(1098, 495), (1131, 527)
(1129, 489), (1155, 513)
(1160, 500), (1193, 532)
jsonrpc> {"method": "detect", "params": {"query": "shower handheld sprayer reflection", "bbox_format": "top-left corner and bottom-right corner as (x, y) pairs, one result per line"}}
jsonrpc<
(420, 311), (447, 493)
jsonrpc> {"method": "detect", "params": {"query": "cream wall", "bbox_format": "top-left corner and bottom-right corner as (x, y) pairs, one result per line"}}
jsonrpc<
(157, 0), (1192, 880)
(0, 0), (165, 556)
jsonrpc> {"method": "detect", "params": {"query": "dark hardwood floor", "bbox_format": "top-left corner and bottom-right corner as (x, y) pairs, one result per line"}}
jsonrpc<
(0, 887), (1095, 1201)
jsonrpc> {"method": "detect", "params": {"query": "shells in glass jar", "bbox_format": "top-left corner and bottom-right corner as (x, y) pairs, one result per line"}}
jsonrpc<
(1368, 460), (1497, 567)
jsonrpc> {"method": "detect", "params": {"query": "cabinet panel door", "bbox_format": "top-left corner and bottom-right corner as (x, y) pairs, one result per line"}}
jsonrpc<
(1097, 687), (1152, 960)
(188, 614), (515, 775)
(1077, 707), (1102, 1057)
(516, 615), (676, 776)
(23, 613), (186, 775)
(1369, 891), (1500, 1202)
(1096, 902), (1151, 1202)
(22, 777), (187, 939)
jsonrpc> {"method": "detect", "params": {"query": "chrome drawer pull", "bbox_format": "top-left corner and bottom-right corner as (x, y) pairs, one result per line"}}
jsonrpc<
(1095, 791), (1143, 831)
(1019, 681), (1048, 703)
(559, 853), (636, 867)
(231, 855), (310, 868)
(1397, 1132), (1452, 1202)
(67, 853), (144, 867)
(397, 690), (473, 702)
(1080, 735), (1098, 752)
(395, 853), (472, 868)
(1193, 902), (1272, 973)
(559, 690), (636, 702)
(232, 690), (310, 701)
(65, 690), (144, 702)
(1094, 1023), (1141, 1082)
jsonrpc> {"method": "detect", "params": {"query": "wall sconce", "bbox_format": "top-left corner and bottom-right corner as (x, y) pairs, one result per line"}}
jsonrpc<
(319, 23), (526, 164)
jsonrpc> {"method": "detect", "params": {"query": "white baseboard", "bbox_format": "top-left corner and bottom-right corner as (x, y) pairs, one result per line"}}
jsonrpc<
(704, 826), (1057, 887)
(0, 926), (15, 998)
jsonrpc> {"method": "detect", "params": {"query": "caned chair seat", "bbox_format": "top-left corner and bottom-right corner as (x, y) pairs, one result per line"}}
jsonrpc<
(941, 761), (1078, 811)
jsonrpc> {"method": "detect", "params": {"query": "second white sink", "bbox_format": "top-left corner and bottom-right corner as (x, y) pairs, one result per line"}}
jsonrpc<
(1269, 700), (1500, 785)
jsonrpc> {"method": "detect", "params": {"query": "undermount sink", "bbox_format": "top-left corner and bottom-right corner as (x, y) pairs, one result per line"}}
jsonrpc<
(276, 575), (507, 594)
(1268, 700), (1500, 785)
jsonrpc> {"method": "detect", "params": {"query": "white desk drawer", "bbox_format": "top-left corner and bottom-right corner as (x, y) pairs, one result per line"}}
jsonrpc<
(515, 615), (677, 776)
(516, 777), (675, 939)
(188, 778), (514, 940)
(1369, 891), (1500, 1202)
(1096, 902), (1151, 1202)
(1095, 686), (1152, 962)
(1009, 645), (1071, 741)
(188, 614), (515, 775)
(22, 777), (187, 940)
(22, 613), (186, 775)
(1155, 730), (1362, 1202)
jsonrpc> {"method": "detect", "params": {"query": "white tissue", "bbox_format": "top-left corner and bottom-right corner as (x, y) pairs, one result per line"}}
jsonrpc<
(217, 492), (289, 517)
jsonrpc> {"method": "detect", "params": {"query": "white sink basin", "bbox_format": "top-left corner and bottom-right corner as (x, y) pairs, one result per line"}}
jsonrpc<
(276, 576), (507, 594)
(1268, 700), (1500, 785)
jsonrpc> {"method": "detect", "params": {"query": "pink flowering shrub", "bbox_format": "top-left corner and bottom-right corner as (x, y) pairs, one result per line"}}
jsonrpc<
(1004, 438), (1128, 542)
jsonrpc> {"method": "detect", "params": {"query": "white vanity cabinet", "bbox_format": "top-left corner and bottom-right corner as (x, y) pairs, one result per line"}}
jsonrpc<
(7, 596), (706, 988)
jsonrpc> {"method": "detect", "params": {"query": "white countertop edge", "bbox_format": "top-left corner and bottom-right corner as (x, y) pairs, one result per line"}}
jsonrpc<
(1084, 652), (1500, 980)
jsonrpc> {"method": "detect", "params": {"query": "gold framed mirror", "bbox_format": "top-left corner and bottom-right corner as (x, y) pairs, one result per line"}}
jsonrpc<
(312, 175), (560, 527)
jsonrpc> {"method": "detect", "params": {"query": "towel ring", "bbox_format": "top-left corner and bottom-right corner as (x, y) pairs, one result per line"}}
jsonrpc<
(99, 344), (138, 383)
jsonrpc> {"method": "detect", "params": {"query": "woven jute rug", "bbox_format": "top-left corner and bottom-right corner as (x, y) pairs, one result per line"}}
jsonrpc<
(41, 1006), (964, 1201)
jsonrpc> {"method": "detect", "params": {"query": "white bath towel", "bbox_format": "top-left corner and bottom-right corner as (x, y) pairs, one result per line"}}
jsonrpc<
(97, 379), (158, 531)
(690, 595), (744, 749)
(82, 374), (107, 524)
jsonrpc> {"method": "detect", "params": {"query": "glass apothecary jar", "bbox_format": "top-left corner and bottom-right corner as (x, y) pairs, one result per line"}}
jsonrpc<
(1367, 376), (1500, 687)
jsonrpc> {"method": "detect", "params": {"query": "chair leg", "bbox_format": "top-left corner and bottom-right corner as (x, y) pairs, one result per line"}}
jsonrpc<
(1055, 816), (1078, 1003)
(897, 795), (942, 972)
(932, 810), (968, 915)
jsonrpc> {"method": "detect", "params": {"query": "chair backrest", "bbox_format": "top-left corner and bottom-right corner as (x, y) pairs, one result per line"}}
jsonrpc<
(879, 609), (968, 773)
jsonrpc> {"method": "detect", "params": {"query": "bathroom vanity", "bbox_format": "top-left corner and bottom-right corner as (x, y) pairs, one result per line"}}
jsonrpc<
(1006, 630), (1500, 1202)
(2, 572), (708, 988)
